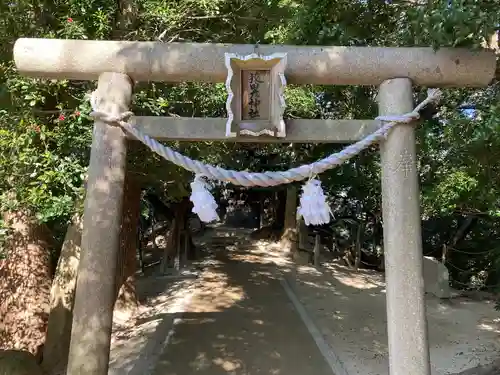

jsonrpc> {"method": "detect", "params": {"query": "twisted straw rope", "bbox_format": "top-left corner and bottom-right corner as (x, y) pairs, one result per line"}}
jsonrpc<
(90, 89), (441, 187)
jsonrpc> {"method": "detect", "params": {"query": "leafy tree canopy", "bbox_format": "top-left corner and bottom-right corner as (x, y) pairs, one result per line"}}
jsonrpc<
(0, 0), (499, 290)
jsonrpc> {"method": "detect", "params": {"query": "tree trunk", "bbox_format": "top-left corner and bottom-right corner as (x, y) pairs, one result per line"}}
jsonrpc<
(275, 190), (286, 227)
(354, 222), (364, 270)
(0, 211), (52, 356)
(298, 217), (308, 250)
(42, 211), (83, 375)
(280, 185), (298, 255)
(259, 195), (265, 229)
(161, 198), (191, 272)
(112, 0), (138, 39)
(441, 215), (477, 263)
(249, 199), (261, 229)
(186, 230), (197, 261)
(114, 173), (141, 316)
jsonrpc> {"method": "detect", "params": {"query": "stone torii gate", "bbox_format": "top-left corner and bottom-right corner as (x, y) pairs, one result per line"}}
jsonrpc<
(13, 38), (496, 375)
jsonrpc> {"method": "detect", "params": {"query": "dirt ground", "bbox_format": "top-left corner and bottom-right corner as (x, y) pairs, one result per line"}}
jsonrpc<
(107, 227), (500, 375)
(280, 246), (500, 375)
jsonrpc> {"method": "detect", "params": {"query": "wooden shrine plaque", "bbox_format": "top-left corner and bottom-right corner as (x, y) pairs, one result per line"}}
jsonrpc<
(241, 70), (271, 121)
(224, 52), (287, 138)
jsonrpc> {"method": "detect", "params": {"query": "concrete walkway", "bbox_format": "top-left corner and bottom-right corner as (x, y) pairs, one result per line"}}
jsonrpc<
(150, 246), (333, 375)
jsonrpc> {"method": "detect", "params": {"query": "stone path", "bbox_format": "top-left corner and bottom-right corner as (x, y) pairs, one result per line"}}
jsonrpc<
(150, 241), (333, 375)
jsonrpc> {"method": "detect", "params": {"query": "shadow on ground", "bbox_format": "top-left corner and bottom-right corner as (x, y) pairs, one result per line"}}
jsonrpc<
(108, 227), (331, 375)
(108, 226), (500, 375)
(284, 248), (500, 375)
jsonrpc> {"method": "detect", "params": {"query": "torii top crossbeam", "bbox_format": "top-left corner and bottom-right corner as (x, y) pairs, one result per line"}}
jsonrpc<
(13, 38), (496, 87)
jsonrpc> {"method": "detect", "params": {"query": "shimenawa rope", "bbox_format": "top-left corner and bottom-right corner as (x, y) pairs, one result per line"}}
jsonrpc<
(89, 88), (442, 224)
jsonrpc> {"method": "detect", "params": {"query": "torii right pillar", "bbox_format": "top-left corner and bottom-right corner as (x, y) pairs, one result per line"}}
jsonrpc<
(379, 78), (431, 375)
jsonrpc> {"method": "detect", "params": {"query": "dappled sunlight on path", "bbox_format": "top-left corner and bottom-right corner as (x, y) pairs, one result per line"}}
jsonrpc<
(288, 256), (500, 375)
(151, 237), (332, 375)
(107, 227), (500, 375)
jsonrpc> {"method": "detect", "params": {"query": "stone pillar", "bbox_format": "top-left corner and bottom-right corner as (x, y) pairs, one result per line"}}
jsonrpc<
(378, 78), (431, 375)
(66, 72), (133, 375)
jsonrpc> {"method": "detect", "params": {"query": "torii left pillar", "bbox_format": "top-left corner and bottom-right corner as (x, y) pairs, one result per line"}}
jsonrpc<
(67, 72), (133, 375)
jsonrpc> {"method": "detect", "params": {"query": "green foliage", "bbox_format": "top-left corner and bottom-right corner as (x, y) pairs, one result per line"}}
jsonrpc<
(404, 1), (499, 48)
(0, 75), (90, 223)
(0, 0), (499, 294)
